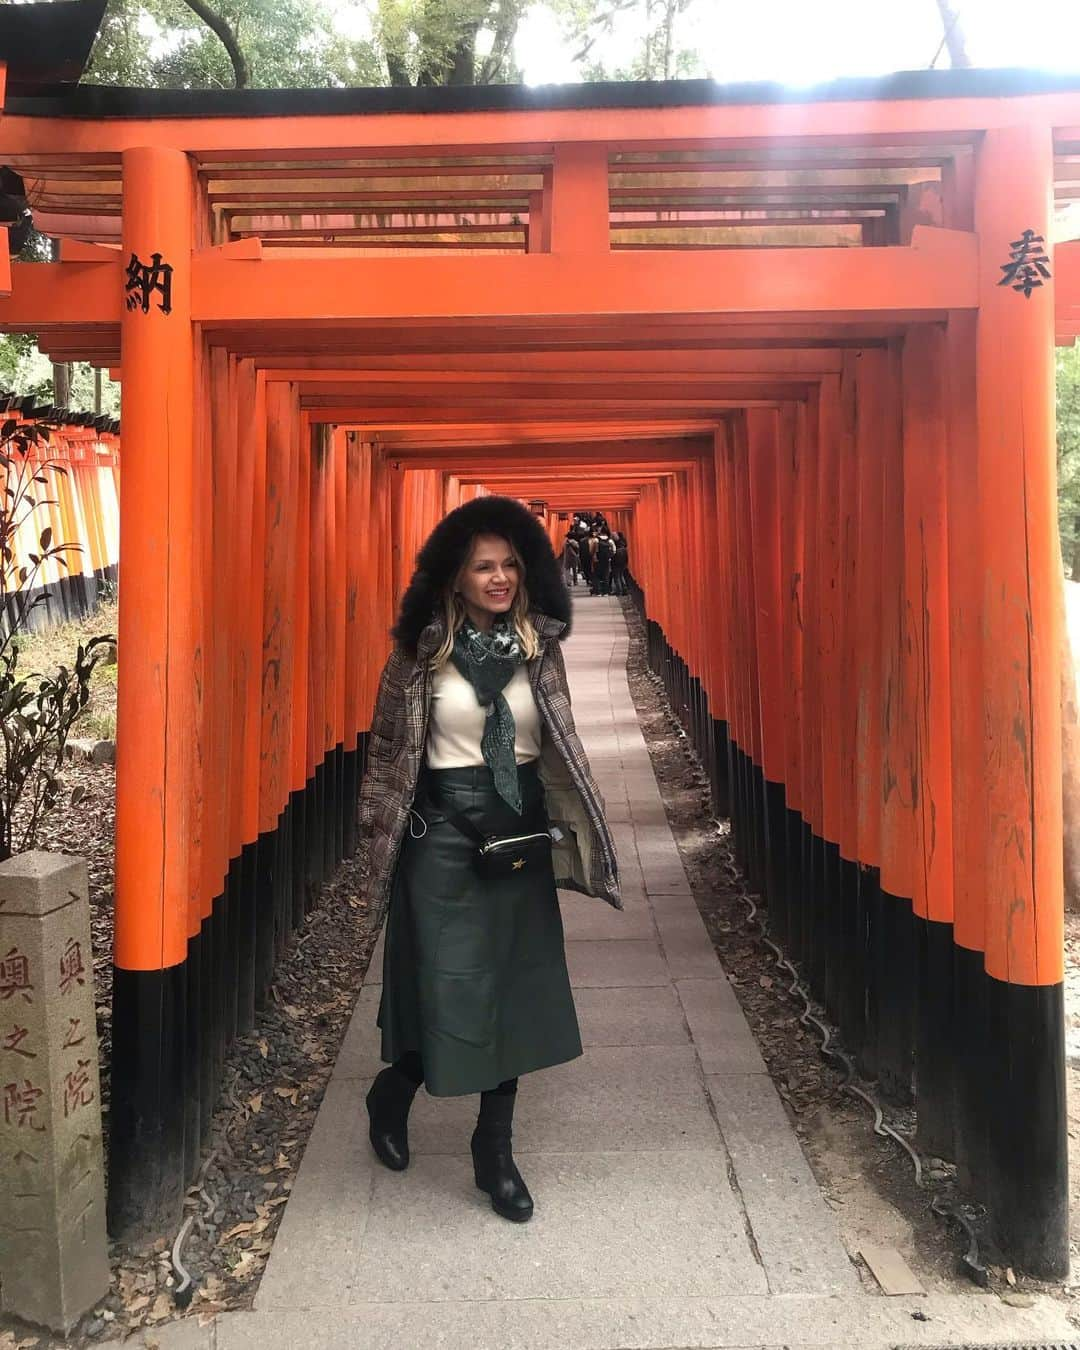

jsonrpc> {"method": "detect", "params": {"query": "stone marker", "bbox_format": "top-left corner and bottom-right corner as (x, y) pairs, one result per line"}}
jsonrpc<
(0, 851), (109, 1331)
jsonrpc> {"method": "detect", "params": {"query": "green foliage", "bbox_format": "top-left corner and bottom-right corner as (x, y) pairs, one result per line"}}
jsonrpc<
(1058, 344), (1080, 577)
(0, 422), (113, 860)
(84, 0), (532, 90)
(0, 338), (119, 416)
(0, 637), (113, 862)
(553, 0), (703, 80)
(375, 0), (526, 86)
(86, 0), (382, 89)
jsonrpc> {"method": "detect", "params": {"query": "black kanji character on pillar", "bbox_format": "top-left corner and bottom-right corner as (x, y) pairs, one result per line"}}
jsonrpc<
(998, 228), (1051, 299)
(124, 251), (174, 315)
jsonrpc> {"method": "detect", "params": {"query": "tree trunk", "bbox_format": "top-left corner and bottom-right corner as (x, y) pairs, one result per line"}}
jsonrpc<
(52, 361), (70, 407)
(178, 0), (249, 87)
(933, 0), (972, 67)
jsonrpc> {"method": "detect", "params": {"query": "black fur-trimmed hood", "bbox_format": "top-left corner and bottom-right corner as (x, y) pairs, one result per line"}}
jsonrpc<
(391, 496), (572, 654)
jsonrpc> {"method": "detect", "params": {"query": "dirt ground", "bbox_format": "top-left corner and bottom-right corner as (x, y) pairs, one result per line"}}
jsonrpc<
(620, 596), (1080, 1322)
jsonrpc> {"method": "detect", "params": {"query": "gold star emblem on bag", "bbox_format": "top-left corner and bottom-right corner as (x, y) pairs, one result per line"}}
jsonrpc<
(512, 858), (526, 870)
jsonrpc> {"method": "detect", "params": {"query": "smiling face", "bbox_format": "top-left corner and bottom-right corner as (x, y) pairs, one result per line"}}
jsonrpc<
(456, 532), (520, 630)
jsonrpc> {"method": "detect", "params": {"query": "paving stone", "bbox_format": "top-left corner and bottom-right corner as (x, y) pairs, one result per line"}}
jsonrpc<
(565, 938), (670, 987)
(676, 977), (767, 1074)
(573, 984), (691, 1049)
(650, 895), (724, 978)
(402, 1044), (722, 1155)
(706, 1073), (859, 1294)
(255, 1077), (373, 1310)
(132, 1321), (215, 1349)
(346, 1151), (765, 1304)
(560, 892), (654, 939)
(333, 984), (384, 1080)
(217, 1291), (1079, 1350)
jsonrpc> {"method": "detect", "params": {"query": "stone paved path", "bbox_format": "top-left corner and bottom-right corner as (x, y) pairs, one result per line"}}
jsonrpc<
(143, 599), (1074, 1350)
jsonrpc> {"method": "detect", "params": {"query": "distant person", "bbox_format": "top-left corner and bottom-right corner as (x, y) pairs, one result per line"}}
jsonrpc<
(562, 529), (580, 586)
(611, 531), (629, 595)
(578, 520), (594, 589)
(593, 529), (615, 596)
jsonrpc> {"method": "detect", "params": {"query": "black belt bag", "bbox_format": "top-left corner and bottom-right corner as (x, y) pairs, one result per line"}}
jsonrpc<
(422, 798), (553, 881)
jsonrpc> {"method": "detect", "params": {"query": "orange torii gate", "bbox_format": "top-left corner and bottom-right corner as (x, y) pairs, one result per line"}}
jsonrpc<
(1, 64), (1079, 1276)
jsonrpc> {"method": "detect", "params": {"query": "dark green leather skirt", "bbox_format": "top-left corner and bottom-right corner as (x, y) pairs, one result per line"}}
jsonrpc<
(377, 760), (582, 1096)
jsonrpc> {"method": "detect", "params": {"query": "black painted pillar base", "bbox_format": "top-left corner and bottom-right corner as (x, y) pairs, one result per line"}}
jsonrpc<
(108, 964), (187, 1241)
(807, 829), (827, 1005)
(290, 787), (307, 929)
(856, 865), (880, 1081)
(182, 931), (202, 1184)
(763, 779), (788, 942)
(303, 773), (319, 912)
(952, 941), (990, 1193)
(986, 976), (1068, 1278)
(342, 745), (359, 858)
(837, 854), (862, 1055)
(237, 840), (259, 1034)
(711, 717), (731, 818)
(784, 808), (805, 966)
(915, 916), (957, 1161)
(876, 886), (915, 1105)
(822, 839), (842, 1024)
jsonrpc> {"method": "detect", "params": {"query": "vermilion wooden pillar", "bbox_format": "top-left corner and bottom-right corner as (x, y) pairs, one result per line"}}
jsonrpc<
(901, 322), (956, 1159)
(778, 402), (804, 961)
(876, 342), (917, 1104)
(944, 309), (989, 1189)
(110, 145), (197, 1240)
(747, 409), (786, 926)
(975, 123), (1067, 1277)
(852, 349), (886, 1078)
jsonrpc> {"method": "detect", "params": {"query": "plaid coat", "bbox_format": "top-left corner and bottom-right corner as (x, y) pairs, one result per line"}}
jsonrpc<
(358, 612), (621, 930)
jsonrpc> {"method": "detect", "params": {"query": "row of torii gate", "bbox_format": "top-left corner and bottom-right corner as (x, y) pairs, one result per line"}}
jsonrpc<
(2, 63), (1080, 1276)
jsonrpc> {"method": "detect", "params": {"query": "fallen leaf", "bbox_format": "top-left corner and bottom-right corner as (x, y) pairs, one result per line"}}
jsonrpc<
(257, 1039), (269, 1059)
(1005, 1266), (1017, 1286)
(247, 1093), (262, 1114)
(220, 1221), (256, 1243)
(759, 975), (774, 989)
(147, 1292), (173, 1322)
(275, 1152), (291, 1170)
(126, 1293), (151, 1313)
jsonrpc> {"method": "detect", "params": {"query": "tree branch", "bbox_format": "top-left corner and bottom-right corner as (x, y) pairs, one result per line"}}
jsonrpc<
(178, 0), (250, 87)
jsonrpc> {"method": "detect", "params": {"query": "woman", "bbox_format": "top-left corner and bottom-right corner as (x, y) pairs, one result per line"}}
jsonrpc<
(562, 528), (580, 586)
(611, 531), (629, 596)
(359, 496), (621, 1224)
(592, 529), (615, 596)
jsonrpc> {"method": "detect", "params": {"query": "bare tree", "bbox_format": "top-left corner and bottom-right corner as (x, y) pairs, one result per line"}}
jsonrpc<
(932, 0), (972, 68)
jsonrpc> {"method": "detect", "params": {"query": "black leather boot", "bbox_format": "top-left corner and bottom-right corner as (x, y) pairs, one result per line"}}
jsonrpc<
(365, 1065), (420, 1171)
(471, 1087), (533, 1222)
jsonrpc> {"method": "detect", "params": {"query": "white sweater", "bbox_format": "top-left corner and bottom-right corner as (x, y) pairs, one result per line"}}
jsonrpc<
(425, 662), (541, 768)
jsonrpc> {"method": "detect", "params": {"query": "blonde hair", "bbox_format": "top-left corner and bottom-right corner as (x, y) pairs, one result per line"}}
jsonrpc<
(431, 534), (540, 669)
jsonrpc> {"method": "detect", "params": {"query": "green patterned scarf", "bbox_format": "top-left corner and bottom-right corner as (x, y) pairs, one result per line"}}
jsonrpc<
(451, 618), (526, 813)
